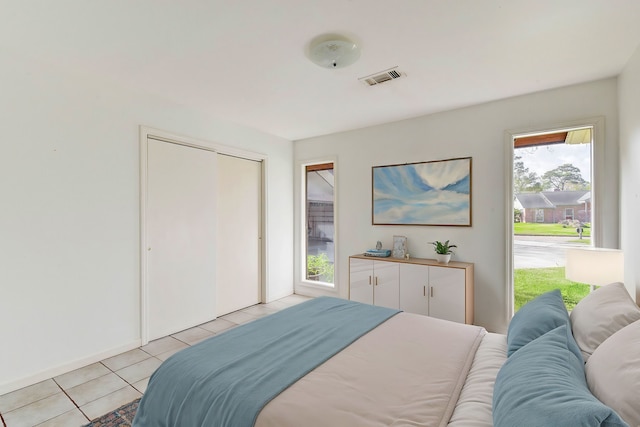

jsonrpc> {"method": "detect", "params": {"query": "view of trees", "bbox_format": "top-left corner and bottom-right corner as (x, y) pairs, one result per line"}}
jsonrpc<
(541, 163), (588, 191)
(514, 156), (542, 193)
(514, 156), (590, 193)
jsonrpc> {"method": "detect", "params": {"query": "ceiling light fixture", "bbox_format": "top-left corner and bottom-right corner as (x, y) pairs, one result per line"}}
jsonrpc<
(307, 34), (361, 69)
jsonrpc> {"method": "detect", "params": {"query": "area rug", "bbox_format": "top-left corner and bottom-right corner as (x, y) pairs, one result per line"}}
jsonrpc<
(83, 398), (140, 427)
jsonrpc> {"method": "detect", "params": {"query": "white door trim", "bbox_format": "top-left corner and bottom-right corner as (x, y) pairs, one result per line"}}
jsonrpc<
(139, 126), (268, 345)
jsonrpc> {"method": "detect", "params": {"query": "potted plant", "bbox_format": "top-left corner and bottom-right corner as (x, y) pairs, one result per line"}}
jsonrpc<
(431, 240), (457, 264)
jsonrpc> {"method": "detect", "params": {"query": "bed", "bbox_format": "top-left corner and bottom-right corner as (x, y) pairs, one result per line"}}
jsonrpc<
(133, 284), (640, 427)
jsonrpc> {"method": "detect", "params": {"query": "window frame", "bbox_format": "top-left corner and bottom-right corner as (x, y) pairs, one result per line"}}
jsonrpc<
(504, 117), (605, 327)
(304, 162), (335, 285)
(295, 157), (339, 296)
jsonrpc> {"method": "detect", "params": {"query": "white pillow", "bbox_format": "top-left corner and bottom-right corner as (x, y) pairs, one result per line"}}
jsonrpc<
(586, 319), (640, 427)
(570, 282), (640, 361)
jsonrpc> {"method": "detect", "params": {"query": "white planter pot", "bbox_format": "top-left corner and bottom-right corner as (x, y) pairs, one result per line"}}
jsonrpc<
(435, 253), (451, 265)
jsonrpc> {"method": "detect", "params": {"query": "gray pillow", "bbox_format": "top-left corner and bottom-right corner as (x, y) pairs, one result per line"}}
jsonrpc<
(586, 319), (640, 427)
(570, 282), (640, 361)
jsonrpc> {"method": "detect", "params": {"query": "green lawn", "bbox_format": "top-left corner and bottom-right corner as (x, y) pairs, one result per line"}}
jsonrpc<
(514, 267), (590, 311)
(514, 222), (591, 237)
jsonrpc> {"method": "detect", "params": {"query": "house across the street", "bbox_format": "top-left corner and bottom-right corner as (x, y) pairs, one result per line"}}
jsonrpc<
(515, 191), (591, 224)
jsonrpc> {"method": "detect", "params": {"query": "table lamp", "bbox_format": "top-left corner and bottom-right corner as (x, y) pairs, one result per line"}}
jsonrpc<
(565, 247), (624, 291)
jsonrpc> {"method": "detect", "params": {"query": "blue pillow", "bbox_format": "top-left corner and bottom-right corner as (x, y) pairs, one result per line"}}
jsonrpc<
(493, 325), (628, 427)
(507, 289), (582, 362)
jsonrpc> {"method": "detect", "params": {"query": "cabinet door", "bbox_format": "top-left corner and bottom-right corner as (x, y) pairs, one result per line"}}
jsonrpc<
(428, 266), (466, 323)
(349, 258), (374, 305)
(373, 261), (399, 309)
(399, 263), (429, 316)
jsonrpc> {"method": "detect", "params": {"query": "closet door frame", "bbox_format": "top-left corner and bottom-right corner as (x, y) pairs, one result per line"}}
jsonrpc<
(139, 126), (267, 345)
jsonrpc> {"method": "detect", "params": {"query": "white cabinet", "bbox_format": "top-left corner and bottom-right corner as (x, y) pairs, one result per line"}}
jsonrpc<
(349, 257), (399, 309)
(398, 263), (430, 316)
(429, 266), (466, 323)
(350, 255), (474, 324)
(399, 263), (467, 323)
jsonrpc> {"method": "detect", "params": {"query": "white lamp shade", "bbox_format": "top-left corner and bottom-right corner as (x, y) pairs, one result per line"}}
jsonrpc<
(565, 247), (624, 286)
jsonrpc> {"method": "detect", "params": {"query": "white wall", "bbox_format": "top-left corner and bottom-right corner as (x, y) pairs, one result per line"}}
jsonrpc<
(619, 45), (640, 302)
(294, 78), (620, 333)
(0, 50), (294, 394)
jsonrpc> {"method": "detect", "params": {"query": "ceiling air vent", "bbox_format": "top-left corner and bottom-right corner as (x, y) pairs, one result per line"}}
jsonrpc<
(359, 67), (405, 86)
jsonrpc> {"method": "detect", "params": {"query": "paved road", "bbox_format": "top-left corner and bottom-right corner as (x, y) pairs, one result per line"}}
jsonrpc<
(514, 236), (588, 269)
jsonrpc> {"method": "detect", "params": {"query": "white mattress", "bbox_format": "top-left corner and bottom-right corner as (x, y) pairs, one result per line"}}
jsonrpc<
(447, 332), (508, 427)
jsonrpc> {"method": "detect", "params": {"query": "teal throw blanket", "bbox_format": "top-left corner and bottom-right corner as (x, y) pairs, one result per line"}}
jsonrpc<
(132, 296), (399, 427)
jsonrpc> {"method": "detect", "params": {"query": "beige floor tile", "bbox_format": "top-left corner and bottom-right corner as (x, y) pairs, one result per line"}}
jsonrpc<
(35, 408), (89, 427)
(155, 346), (185, 361)
(238, 312), (269, 321)
(0, 379), (60, 413)
(101, 349), (150, 372)
(115, 358), (162, 385)
(241, 304), (279, 317)
(2, 392), (75, 427)
(80, 386), (141, 421)
(199, 318), (237, 333)
(140, 336), (186, 356)
(171, 326), (215, 345)
(54, 363), (110, 390)
(263, 300), (289, 310)
(65, 373), (128, 406)
(220, 310), (258, 325)
(278, 294), (311, 306)
(131, 377), (150, 394)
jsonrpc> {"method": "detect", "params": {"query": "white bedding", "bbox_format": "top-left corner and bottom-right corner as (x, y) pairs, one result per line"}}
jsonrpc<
(448, 332), (507, 427)
(256, 313), (496, 427)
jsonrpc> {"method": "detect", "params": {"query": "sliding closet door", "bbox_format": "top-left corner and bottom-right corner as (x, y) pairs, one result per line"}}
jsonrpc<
(216, 154), (262, 316)
(146, 139), (217, 340)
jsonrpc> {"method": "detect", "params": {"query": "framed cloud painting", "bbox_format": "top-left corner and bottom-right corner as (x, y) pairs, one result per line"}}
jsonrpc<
(372, 157), (472, 226)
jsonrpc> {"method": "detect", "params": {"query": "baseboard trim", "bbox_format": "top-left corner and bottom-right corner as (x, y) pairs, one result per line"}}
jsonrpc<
(0, 339), (141, 396)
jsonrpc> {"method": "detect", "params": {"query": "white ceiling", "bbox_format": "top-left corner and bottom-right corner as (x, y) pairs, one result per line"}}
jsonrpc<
(2, 1), (640, 141)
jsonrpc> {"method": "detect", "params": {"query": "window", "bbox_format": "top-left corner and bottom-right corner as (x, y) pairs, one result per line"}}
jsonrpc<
(305, 163), (335, 285)
(565, 208), (574, 221)
(511, 127), (593, 313)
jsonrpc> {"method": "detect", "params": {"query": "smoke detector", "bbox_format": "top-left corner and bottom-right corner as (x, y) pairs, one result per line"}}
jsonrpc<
(358, 67), (405, 86)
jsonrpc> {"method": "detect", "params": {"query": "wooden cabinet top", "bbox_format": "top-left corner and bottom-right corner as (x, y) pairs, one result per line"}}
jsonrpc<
(350, 254), (473, 269)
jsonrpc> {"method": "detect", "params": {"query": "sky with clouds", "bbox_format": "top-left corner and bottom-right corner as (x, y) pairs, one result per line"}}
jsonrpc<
(515, 143), (591, 182)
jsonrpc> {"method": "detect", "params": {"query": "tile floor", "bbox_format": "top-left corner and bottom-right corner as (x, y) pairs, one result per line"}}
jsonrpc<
(0, 294), (311, 427)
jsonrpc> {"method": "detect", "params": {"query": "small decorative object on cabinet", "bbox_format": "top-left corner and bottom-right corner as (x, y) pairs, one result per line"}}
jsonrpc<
(431, 240), (457, 265)
(349, 254), (474, 324)
(392, 235), (408, 259)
